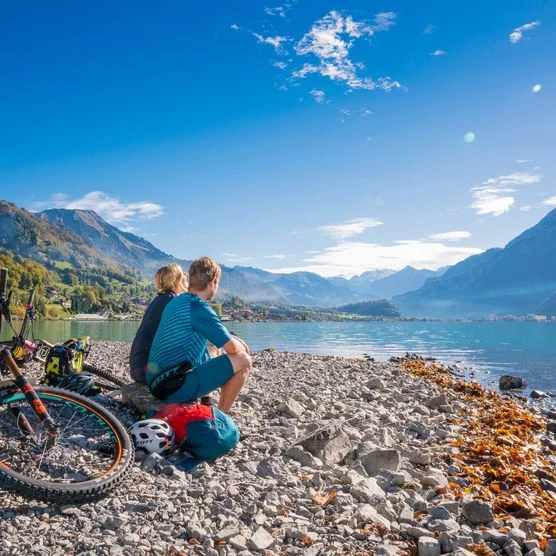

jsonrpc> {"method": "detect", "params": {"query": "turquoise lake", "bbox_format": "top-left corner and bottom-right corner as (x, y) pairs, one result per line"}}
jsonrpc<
(17, 320), (556, 394)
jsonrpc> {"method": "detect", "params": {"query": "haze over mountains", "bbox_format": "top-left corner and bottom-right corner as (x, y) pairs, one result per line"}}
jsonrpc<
(2, 200), (555, 317)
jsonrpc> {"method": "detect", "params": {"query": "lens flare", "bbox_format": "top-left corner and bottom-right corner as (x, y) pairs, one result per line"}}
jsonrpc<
(464, 132), (475, 143)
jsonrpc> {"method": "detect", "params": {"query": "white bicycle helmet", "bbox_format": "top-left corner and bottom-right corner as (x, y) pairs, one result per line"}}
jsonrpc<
(129, 419), (175, 455)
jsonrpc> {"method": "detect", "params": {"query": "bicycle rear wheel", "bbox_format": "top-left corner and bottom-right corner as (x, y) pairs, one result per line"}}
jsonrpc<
(82, 362), (128, 388)
(0, 387), (134, 503)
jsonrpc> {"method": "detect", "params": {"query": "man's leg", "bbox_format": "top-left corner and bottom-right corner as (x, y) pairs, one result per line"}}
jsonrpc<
(217, 352), (251, 413)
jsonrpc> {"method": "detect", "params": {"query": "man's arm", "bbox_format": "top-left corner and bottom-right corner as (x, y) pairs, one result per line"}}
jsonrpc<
(222, 335), (250, 355)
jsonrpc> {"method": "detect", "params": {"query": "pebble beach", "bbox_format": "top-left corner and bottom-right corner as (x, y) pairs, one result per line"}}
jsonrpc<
(1, 341), (555, 556)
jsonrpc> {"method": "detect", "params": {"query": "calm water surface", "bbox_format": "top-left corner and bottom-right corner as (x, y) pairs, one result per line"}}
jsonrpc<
(22, 320), (556, 393)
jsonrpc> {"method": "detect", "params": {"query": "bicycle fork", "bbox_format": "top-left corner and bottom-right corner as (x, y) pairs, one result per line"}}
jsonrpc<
(1, 348), (59, 447)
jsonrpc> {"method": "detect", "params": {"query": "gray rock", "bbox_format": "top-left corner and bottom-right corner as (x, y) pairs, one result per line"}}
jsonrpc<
(141, 452), (164, 472)
(426, 394), (448, 410)
(351, 477), (386, 504)
(418, 536), (441, 556)
(462, 501), (494, 525)
(359, 449), (401, 476)
(277, 398), (305, 419)
(294, 421), (352, 465)
(499, 375), (526, 390)
(428, 506), (451, 520)
(524, 549), (543, 556)
(545, 539), (556, 556)
(285, 445), (323, 468)
(248, 527), (275, 552)
(503, 538), (523, 556)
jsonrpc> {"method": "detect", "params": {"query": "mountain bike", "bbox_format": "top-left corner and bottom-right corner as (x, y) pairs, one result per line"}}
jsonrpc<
(0, 271), (127, 391)
(0, 269), (134, 502)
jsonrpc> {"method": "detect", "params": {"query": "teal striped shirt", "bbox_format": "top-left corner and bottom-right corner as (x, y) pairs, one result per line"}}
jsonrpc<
(147, 293), (232, 384)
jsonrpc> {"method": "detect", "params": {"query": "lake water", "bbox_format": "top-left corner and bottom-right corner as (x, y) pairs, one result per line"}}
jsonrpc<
(10, 320), (556, 394)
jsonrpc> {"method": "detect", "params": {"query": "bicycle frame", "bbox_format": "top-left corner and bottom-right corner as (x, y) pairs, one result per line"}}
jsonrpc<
(0, 268), (58, 442)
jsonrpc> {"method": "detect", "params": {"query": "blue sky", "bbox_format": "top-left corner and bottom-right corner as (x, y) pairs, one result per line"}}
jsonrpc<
(0, 1), (554, 277)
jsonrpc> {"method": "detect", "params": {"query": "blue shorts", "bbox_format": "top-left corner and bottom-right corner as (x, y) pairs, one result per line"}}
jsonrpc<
(166, 354), (234, 403)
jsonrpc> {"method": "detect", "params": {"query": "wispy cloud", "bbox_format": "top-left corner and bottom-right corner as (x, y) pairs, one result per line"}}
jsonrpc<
(471, 187), (515, 216)
(221, 252), (253, 264)
(317, 217), (383, 240)
(274, 61), (288, 70)
(509, 21), (540, 43)
(470, 172), (542, 216)
(30, 191), (164, 224)
(230, 24), (240, 31)
(264, 254), (288, 260)
(429, 231), (471, 241)
(273, 240), (483, 276)
(543, 196), (556, 207)
(253, 33), (289, 52)
(484, 173), (541, 186)
(292, 11), (400, 92)
(430, 50), (446, 56)
(520, 205), (531, 212)
(423, 24), (436, 35)
(310, 89), (328, 103)
(516, 159), (532, 164)
(265, 6), (286, 18)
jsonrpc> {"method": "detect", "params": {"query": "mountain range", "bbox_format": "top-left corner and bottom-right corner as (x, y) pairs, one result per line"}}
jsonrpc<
(2, 200), (556, 317)
(395, 208), (556, 317)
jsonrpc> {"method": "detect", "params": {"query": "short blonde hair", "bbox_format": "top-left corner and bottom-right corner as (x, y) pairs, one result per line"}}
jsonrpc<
(188, 257), (221, 291)
(154, 263), (187, 293)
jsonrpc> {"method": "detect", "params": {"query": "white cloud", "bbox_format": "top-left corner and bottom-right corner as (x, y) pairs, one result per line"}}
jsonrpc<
(509, 20), (540, 43)
(221, 252), (252, 264)
(230, 24), (240, 31)
(339, 108), (351, 116)
(310, 89), (328, 103)
(265, 6), (286, 18)
(470, 186), (515, 216)
(274, 61), (288, 70)
(264, 254), (288, 260)
(30, 191), (164, 224)
(317, 217), (383, 240)
(520, 205), (532, 211)
(429, 231), (471, 241)
(273, 240), (483, 276)
(469, 172), (542, 216)
(484, 172), (541, 186)
(516, 159), (532, 164)
(430, 50), (446, 56)
(293, 11), (400, 92)
(543, 196), (556, 206)
(423, 24), (436, 34)
(359, 108), (372, 117)
(253, 33), (289, 52)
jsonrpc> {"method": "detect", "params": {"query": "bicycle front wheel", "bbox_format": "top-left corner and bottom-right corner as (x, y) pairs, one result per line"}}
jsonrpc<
(0, 387), (134, 503)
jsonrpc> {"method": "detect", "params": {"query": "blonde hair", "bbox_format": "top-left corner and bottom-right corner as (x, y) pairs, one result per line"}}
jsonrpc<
(188, 257), (221, 291)
(154, 263), (187, 293)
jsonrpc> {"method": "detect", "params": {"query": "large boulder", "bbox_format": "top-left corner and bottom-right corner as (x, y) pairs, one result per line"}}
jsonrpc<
(499, 375), (527, 390)
(121, 382), (165, 416)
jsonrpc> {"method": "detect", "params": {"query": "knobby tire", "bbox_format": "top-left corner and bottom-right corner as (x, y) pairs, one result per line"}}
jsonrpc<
(0, 387), (134, 503)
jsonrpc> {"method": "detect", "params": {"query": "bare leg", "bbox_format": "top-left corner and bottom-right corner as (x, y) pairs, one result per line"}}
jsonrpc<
(218, 352), (251, 413)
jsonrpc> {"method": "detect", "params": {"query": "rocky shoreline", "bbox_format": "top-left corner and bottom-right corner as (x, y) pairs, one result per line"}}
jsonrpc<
(1, 342), (555, 556)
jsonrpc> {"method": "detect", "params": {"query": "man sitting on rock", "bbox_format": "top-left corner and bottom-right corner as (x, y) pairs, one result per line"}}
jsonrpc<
(147, 256), (251, 413)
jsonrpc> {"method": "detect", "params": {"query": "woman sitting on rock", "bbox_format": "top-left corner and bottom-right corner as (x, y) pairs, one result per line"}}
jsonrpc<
(129, 263), (188, 384)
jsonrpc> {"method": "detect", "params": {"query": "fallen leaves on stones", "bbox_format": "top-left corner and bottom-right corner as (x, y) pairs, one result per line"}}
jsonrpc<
(403, 360), (556, 546)
(311, 488), (337, 507)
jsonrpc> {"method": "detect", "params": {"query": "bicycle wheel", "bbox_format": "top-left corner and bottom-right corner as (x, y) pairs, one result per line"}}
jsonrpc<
(82, 362), (128, 388)
(0, 386), (134, 503)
